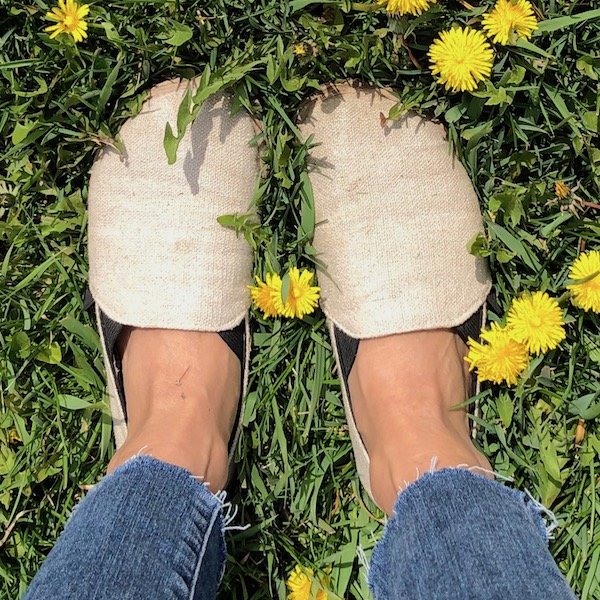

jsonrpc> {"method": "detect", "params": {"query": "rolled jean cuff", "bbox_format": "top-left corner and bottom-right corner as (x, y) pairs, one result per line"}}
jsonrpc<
(25, 456), (226, 600)
(369, 468), (576, 600)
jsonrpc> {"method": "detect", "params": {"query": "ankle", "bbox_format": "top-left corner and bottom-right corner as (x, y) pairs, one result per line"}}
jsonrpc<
(368, 419), (492, 515)
(108, 328), (241, 492)
(119, 329), (240, 432)
(125, 392), (236, 448)
(107, 434), (230, 492)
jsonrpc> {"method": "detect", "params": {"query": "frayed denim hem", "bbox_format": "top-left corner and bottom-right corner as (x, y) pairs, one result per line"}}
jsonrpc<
(25, 456), (229, 600)
(368, 468), (576, 600)
(391, 468), (554, 541)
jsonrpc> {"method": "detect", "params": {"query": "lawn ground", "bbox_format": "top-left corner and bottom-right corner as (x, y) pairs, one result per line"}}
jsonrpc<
(1, 0), (599, 598)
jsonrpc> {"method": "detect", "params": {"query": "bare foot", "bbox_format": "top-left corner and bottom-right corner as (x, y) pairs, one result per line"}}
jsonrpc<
(106, 329), (240, 492)
(348, 329), (492, 515)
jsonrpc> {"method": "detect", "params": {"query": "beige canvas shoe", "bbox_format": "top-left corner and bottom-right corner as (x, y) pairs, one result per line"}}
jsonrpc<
(299, 82), (492, 500)
(87, 79), (258, 466)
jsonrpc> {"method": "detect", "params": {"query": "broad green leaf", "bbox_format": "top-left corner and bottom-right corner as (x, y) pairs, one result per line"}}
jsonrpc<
(11, 120), (37, 145)
(97, 59), (122, 116)
(496, 248), (515, 263)
(462, 121), (494, 152)
(582, 111), (598, 133)
(505, 65), (526, 85)
(496, 394), (514, 428)
(539, 212), (572, 238)
(576, 56), (600, 81)
(299, 172), (315, 240)
(163, 122), (179, 165)
(539, 437), (562, 482)
(55, 394), (95, 411)
(36, 342), (62, 365)
(9, 331), (30, 358)
(487, 222), (542, 272)
(162, 22), (193, 47)
(536, 8), (600, 33)
(60, 316), (99, 350)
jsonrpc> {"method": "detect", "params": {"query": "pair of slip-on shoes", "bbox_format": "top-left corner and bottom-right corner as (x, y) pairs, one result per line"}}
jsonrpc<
(87, 80), (491, 501)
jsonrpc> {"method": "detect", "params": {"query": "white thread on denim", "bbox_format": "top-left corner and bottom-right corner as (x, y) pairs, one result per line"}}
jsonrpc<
(466, 464), (514, 483)
(524, 489), (559, 540)
(214, 490), (250, 532)
(188, 498), (225, 599)
(398, 479), (411, 494)
(396, 460), (515, 500)
(428, 456), (439, 473)
(134, 445), (149, 457)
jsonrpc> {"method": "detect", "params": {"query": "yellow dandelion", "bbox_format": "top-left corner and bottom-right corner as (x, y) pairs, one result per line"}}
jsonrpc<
(482, 0), (538, 45)
(293, 43), (307, 56)
(428, 27), (494, 92)
(568, 251), (600, 313)
(8, 428), (21, 444)
(275, 268), (320, 319)
(465, 322), (530, 386)
(287, 565), (328, 600)
(248, 273), (282, 319)
(554, 180), (570, 199)
(506, 291), (566, 354)
(378, 0), (436, 16)
(45, 0), (90, 43)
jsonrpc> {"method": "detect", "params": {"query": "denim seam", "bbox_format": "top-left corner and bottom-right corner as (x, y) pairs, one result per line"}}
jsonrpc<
(187, 499), (222, 600)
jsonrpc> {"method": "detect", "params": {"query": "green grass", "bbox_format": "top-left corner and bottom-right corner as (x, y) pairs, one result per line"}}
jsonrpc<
(1, 0), (599, 598)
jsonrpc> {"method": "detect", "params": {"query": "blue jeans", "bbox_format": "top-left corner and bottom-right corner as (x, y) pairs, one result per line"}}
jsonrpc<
(24, 457), (576, 599)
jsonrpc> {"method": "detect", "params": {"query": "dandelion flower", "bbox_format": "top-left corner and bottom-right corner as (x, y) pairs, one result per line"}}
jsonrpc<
(482, 0), (538, 45)
(465, 322), (530, 386)
(287, 565), (328, 600)
(568, 251), (600, 313)
(293, 43), (307, 55)
(248, 273), (282, 318)
(428, 27), (494, 92)
(45, 0), (90, 43)
(275, 268), (320, 319)
(507, 291), (566, 354)
(554, 180), (570, 199)
(378, 0), (436, 16)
